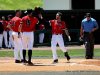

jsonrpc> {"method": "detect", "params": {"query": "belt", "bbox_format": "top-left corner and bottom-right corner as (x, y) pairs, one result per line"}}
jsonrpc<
(84, 32), (93, 34)
(53, 34), (61, 35)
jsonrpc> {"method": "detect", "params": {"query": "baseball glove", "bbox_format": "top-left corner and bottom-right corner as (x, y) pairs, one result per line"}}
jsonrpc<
(79, 37), (84, 42)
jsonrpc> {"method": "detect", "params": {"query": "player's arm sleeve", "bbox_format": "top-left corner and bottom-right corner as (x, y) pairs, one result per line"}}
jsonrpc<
(81, 21), (84, 28)
(93, 20), (99, 28)
(7, 20), (13, 31)
(34, 17), (39, 24)
(49, 20), (54, 26)
(8, 20), (12, 25)
(20, 18), (24, 24)
(63, 22), (67, 30)
(18, 18), (23, 32)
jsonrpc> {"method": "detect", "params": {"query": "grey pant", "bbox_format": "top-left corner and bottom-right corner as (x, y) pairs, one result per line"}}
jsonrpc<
(84, 32), (94, 57)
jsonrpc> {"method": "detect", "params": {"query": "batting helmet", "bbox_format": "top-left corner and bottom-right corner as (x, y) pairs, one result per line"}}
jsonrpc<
(34, 6), (43, 14)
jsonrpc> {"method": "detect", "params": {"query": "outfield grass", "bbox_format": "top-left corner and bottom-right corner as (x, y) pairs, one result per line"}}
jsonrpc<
(0, 49), (100, 57)
(0, 0), (43, 10)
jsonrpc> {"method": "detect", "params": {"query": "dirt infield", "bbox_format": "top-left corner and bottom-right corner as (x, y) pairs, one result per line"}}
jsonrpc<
(0, 45), (100, 51)
(0, 57), (100, 72)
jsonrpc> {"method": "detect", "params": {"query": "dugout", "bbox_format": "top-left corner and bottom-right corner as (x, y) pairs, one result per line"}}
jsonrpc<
(0, 10), (100, 47)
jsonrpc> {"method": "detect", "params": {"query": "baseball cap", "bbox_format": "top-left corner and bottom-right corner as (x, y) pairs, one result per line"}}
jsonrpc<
(24, 10), (27, 14)
(86, 13), (91, 18)
(27, 8), (32, 14)
(7, 15), (12, 18)
(7, 15), (12, 17)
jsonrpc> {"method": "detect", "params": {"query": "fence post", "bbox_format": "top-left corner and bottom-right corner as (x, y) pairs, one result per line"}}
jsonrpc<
(77, 29), (80, 45)
(49, 30), (51, 46)
(63, 31), (66, 45)
(33, 31), (36, 47)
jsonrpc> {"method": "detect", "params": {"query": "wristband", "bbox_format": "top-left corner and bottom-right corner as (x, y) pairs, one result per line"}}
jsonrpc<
(41, 16), (43, 19)
(18, 32), (20, 35)
(68, 36), (70, 39)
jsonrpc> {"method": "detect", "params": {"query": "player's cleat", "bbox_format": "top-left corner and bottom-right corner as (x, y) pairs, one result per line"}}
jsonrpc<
(21, 60), (24, 63)
(5, 47), (8, 49)
(65, 52), (70, 61)
(89, 56), (93, 59)
(85, 56), (90, 59)
(25, 60), (28, 63)
(52, 59), (58, 64)
(26, 62), (35, 66)
(15, 60), (21, 63)
(21, 60), (28, 63)
(85, 56), (93, 59)
(8, 47), (11, 49)
(12, 47), (14, 49)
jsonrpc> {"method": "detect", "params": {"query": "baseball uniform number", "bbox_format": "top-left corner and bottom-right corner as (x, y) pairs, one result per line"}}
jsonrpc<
(59, 27), (61, 30)
(12, 21), (15, 26)
(26, 19), (31, 26)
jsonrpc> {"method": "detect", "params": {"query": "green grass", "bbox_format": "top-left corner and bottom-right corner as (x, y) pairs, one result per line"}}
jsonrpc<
(0, 49), (100, 57)
(0, 0), (43, 10)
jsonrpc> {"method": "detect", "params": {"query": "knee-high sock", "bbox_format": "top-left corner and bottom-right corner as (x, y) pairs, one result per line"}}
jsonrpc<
(28, 50), (32, 63)
(23, 49), (26, 61)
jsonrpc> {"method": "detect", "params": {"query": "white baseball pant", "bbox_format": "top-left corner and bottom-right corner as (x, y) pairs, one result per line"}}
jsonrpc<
(22, 32), (34, 50)
(12, 31), (23, 60)
(9, 30), (14, 48)
(0, 34), (3, 47)
(51, 34), (67, 60)
(3, 31), (8, 47)
(39, 33), (44, 43)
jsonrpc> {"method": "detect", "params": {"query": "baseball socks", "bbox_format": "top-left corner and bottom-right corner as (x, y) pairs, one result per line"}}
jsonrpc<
(64, 52), (70, 61)
(26, 50), (35, 66)
(28, 50), (32, 63)
(23, 49), (26, 62)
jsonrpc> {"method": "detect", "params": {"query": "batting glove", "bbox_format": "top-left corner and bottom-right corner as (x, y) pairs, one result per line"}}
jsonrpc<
(68, 36), (71, 41)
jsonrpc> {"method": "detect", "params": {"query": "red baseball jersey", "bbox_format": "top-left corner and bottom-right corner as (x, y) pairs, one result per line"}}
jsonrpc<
(39, 24), (45, 30)
(21, 15), (38, 32)
(50, 20), (67, 34)
(8, 21), (11, 30)
(10, 16), (21, 32)
(1, 21), (8, 31)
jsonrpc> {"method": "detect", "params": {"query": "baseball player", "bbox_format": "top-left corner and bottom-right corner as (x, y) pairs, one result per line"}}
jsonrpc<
(7, 9), (23, 63)
(0, 21), (3, 49)
(18, 8), (38, 66)
(39, 24), (45, 43)
(39, 12), (71, 63)
(1, 16), (8, 48)
(7, 15), (14, 49)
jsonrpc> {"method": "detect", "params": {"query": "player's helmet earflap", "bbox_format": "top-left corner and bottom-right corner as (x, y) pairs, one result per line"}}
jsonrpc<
(34, 6), (43, 14)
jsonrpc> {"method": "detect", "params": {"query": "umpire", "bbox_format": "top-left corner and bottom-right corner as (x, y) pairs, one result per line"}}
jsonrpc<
(80, 13), (99, 59)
